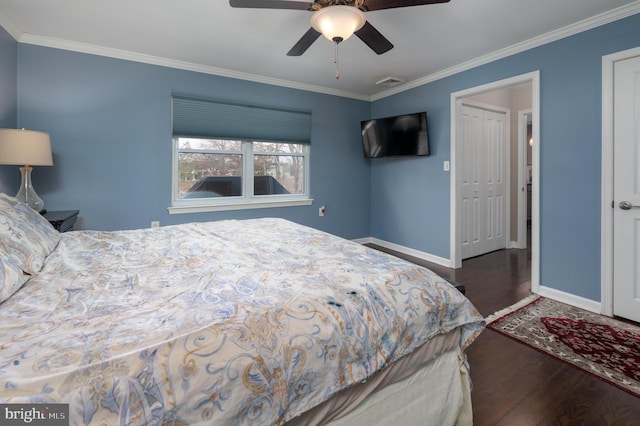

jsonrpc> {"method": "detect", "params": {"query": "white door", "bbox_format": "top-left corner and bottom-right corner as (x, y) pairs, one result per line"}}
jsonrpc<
(459, 103), (508, 259)
(613, 55), (640, 322)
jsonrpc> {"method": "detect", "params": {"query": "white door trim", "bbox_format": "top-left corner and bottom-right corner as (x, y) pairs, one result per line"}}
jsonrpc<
(601, 46), (640, 317)
(450, 70), (540, 294)
(460, 98), (511, 115)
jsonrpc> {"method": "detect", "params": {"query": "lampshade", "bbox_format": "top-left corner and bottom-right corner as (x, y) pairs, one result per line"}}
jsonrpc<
(311, 6), (366, 43)
(0, 128), (53, 212)
(0, 128), (53, 166)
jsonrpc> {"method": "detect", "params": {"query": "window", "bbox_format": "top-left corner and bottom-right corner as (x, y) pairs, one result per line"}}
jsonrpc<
(172, 137), (309, 211)
(169, 96), (312, 214)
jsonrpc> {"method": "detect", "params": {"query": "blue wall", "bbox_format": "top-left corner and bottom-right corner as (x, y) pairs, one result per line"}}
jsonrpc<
(371, 13), (640, 301)
(16, 45), (371, 239)
(0, 25), (18, 194)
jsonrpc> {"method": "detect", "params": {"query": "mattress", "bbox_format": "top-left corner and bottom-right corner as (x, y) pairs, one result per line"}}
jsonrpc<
(0, 217), (484, 425)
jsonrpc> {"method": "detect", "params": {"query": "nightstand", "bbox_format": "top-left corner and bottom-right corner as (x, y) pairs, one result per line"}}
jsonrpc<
(42, 210), (79, 232)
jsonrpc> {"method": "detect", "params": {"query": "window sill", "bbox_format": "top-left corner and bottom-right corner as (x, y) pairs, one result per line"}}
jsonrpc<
(167, 198), (314, 214)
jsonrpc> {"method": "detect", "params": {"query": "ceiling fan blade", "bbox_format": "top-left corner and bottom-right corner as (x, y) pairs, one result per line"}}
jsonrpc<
(229, 0), (314, 10)
(362, 0), (450, 12)
(287, 28), (321, 56)
(355, 21), (393, 55)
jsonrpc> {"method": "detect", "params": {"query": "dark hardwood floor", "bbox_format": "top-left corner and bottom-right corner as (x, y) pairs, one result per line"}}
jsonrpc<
(369, 244), (640, 425)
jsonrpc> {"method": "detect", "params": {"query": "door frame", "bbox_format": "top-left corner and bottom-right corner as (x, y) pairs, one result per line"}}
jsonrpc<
(601, 46), (640, 316)
(450, 70), (540, 294)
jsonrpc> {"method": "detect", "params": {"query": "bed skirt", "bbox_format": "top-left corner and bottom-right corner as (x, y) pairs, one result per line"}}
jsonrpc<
(288, 329), (472, 426)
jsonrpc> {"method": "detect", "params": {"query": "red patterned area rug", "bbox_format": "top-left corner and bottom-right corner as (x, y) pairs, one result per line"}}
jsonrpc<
(486, 295), (640, 397)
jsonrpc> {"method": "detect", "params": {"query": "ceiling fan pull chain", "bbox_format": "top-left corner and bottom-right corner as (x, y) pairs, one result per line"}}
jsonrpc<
(334, 41), (340, 79)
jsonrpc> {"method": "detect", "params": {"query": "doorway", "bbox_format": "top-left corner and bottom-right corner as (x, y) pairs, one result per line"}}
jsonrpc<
(517, 110), (533, 250)
(450, 71), (541, 294)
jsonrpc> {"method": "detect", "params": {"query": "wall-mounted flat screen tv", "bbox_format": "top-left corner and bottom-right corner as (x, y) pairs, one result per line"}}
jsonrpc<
(361, 111), (429, 158)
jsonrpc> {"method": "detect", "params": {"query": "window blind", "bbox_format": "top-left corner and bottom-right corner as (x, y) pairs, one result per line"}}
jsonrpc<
(172, 96), (311, 144)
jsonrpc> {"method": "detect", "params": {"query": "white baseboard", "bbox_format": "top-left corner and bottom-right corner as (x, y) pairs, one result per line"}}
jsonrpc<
(508, 240), (528, 249)
(354, 237), (452, 268)
(355, 238), (604, 314)
(352, 237), (373, 245)
(537, 285), (602, 314)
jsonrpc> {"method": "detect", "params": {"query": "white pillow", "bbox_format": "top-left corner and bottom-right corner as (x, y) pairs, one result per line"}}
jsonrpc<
(0, 193), (60, 274)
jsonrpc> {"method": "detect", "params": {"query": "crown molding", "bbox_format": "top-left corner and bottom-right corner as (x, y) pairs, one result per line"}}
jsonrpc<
(3, 2), (639, 102)
(0, 9), (21, 41)
(16, 33), (370, 102)
(370, 1), (640, 101)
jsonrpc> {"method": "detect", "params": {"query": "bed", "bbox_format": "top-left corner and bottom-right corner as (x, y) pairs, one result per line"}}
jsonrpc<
(0, 193), (485, 425)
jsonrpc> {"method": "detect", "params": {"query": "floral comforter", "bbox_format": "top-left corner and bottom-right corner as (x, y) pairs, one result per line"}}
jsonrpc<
(0, 218), (484, 425)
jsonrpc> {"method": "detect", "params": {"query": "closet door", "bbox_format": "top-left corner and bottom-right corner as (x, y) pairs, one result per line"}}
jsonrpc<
(459, 103), (508, 259)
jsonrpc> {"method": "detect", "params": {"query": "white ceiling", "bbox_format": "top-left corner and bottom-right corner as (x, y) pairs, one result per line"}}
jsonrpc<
(1, 0), (639, 100)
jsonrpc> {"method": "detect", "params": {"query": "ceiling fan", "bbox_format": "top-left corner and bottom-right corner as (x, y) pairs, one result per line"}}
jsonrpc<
(229, 0), (451, 57)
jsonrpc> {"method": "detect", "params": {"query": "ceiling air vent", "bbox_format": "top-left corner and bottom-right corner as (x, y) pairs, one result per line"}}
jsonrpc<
(376, 76), (406, 87)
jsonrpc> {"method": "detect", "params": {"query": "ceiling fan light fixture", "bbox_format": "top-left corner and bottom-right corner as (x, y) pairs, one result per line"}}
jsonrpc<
(311, 5), (366, 43)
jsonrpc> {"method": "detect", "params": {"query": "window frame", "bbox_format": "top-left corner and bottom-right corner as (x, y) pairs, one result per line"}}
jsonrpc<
(168, 137), (312, 214)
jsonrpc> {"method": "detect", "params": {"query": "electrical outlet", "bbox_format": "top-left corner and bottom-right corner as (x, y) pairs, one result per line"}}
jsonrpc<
(319, 206), (325, 217)
(151, 221), (160, 228)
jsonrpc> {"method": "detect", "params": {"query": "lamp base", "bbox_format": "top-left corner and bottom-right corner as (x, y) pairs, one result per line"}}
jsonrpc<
(16, 166), (45, 213)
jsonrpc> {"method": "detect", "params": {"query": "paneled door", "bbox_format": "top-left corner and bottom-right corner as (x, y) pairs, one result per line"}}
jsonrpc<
(459, 102), (508, 259)
(613, 54), (640, 323)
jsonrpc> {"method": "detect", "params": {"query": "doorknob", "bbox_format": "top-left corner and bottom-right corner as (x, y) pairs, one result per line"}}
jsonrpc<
(619, 201), (640, 210)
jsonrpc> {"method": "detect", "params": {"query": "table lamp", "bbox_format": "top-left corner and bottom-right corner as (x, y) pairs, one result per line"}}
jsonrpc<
(0, 128), (53, 212)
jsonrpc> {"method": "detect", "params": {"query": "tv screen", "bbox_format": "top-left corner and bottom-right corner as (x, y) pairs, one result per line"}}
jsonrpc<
(361, 112), (429, 158)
